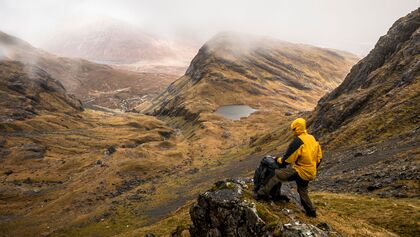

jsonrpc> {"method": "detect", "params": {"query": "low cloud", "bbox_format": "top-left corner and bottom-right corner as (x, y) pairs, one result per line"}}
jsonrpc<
(0, 0), (419, 55)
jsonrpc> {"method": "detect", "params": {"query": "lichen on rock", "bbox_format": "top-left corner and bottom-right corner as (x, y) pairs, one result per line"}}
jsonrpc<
(189, 179), (266, 237)
(189, 179), (328, 237)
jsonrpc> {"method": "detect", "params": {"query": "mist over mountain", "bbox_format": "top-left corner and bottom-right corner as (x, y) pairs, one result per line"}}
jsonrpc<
(0, 60), (82, 122)
(145, 32), (358, 119)
(1, 0), (418, 56)
(0, 2), (419, 237)
(43, 17), (200, 74)
(0, 30), (179, 110)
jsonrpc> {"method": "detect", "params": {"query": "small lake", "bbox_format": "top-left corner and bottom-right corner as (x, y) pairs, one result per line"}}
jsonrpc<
(214, 105), (257, 120)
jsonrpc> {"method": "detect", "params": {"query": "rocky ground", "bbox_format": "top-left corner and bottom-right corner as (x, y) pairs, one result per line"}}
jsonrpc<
(313, 131), (420, 198)
(131, 176), (418, 237)
(189, 179), (328, 237)
(1, 8), (419, 237)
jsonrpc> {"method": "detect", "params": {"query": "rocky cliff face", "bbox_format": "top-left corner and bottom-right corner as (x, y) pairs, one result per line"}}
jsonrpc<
(304, 8), (420, 199)
(0, 60), (82, 122)
(145, 32), (358, 119)
(310, 8), (420, 146)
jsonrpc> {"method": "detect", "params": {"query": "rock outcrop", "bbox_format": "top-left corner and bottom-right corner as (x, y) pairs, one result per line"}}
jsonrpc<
(0, 60), (82, 122)
(189, 179), (327, 237)
(190, 179), (265, 237)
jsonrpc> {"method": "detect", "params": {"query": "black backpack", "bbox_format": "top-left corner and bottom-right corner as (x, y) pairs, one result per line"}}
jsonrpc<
(253, 155), (280, 192)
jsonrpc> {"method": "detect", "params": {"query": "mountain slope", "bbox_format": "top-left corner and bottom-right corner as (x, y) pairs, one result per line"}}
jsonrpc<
(309, 8), (420, 146)
(0, 59), (190, 236)
(119, 10), (420, 236)
(0, 31), (178, 110)
(304, 8), (420, 198)
(145, 32), (358, 118)
(196, 8), (420, 200)
(0, 60), (82, 122)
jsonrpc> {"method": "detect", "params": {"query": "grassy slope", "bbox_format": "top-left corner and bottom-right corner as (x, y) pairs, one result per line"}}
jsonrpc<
(144, 32), (358, 117)
(3, 21), (418, 236)
(112, 37), (419, 236)
(115, 186), (419, 237)
(0, 109), (190, 237)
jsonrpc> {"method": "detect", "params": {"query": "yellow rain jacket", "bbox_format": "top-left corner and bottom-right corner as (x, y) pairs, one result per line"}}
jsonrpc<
(278, 118), (322, 181)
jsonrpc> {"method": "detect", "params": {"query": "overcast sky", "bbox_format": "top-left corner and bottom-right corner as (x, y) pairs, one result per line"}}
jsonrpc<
(0, 0), (418, 55)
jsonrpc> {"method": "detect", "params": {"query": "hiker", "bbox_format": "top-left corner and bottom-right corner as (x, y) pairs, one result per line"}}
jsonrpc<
(255, 118), (322, 217)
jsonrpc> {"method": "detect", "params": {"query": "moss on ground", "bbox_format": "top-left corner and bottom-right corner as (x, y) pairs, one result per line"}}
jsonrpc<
(49, 207), (147, 237)
(312, 192), (420, 237)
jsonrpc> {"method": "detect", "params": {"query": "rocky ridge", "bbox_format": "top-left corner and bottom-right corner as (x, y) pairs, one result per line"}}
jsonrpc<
(303, 8), (420, 199)
(310, 7), (420, 146)
(145, 32), (358, 119)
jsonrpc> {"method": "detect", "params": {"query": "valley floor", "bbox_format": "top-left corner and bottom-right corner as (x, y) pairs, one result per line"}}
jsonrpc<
(1, 110), (418, 237)
(48, 136), (420, 236)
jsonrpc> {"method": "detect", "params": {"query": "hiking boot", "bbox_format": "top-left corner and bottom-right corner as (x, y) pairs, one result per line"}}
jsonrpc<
(305, 211), (317, 218)
(252, 191), (269, 201)
(272, 194), (290, 202)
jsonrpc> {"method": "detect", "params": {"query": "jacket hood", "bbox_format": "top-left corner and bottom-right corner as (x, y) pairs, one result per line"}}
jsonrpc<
(291, 118), (307, 136)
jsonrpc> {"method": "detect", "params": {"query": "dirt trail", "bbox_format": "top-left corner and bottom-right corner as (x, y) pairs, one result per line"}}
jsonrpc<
(141, 132), (420, 223)
(143, 153), (262, 221)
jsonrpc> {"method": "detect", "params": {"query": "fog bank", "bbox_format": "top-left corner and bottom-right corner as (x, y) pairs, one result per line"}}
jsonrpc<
(0, 0), (419, 55)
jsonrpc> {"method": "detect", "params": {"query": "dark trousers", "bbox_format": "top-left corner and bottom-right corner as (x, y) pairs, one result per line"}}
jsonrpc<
(257, 166), (316, 215)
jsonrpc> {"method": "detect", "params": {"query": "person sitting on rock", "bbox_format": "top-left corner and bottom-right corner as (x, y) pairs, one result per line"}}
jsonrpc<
(255, 117), (322, 217)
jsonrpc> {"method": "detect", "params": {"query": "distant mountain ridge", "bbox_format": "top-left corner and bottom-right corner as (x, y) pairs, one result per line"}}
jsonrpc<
(43, 17), (199, 67)
(0, 30), (179, 110)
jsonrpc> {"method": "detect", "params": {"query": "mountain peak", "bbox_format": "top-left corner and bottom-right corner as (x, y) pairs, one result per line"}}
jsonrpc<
(146, 33), (358, 118)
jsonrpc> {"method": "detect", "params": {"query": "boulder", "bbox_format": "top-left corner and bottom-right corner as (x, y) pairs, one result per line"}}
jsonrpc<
(189, 179), (329, 237)
(281, 221), (327, 237)
(189, 179), (266, 237)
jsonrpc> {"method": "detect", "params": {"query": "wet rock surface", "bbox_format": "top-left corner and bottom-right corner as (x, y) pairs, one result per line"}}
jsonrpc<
(281, 221), (327, 237)
(189, 179), (328, 237)
(189, 179), (265, 237)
